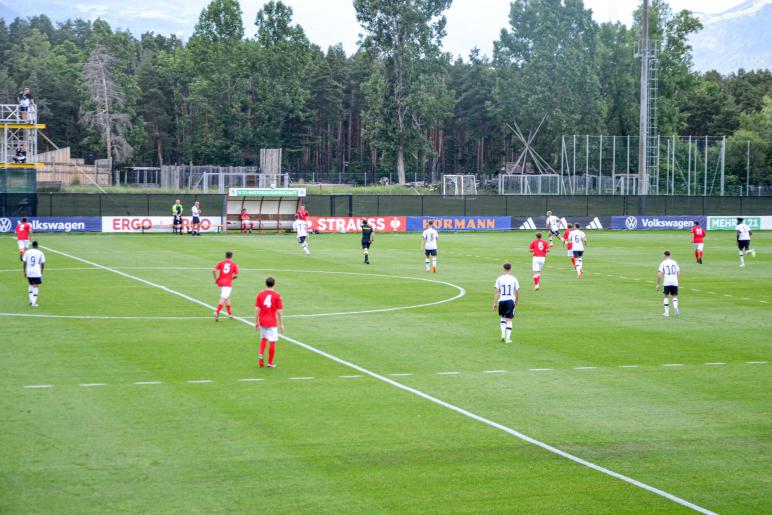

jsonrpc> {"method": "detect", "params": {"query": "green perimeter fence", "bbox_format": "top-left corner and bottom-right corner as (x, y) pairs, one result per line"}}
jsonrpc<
(1, 193), (771, 217)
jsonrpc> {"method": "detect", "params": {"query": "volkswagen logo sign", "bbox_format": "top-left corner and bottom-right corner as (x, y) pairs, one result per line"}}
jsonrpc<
(624, 216), (638, 230)
(0, 218), (12, 233)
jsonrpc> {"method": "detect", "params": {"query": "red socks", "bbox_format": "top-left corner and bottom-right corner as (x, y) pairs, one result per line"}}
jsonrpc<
(571, 257), (576, 267)
(259, 338), (267, 355)
(268, 342), (276, 365)
(226, 305), (232, 315)
(216, 303), (223, 314)
(534, 275), (540, 285)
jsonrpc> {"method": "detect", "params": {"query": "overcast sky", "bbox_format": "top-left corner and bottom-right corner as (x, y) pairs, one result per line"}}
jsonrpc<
(234, 0), (750, 58)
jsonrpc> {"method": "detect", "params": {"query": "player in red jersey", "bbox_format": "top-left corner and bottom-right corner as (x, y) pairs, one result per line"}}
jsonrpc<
(240, 209), (253, 233)
(563, 223), (575, 268)
(256, 276), (284, 368)
(528, 232), (550, 290)
(295, 203), (309, 222)
(15, 217), (32, 260)
(691, 220), (706, 264)
(212, 251), (239, 321)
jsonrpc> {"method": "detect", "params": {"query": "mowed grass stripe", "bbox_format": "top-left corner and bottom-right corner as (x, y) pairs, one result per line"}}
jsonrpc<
(31, 243), (719, 514)
(2, 231), (769, 512)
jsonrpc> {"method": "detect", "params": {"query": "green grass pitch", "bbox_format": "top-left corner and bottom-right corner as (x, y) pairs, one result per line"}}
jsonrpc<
(1, 230), (770, 513)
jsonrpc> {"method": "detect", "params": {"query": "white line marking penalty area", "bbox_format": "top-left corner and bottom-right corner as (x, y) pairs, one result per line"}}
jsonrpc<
(40, 245), (717, 515)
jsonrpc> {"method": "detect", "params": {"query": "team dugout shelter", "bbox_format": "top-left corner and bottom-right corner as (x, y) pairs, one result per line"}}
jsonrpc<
(226, 187), (306, 232)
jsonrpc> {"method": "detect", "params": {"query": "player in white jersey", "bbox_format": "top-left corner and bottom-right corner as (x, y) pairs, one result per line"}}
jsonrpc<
(292, 215), (311, 255)
(545, 210), (563, 246)
(735, 217), (755, 267)
(569, 223), (588, 279)
(22, 241), (45, 307)
(421, 220), (439, 272)
(656, 250), (680, 317)
(493, 262), (520, 343)
(190, 201), (202, 236)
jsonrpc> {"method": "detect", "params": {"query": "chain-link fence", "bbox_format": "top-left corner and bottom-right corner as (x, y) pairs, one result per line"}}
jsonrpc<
(1, 193), (770, 218)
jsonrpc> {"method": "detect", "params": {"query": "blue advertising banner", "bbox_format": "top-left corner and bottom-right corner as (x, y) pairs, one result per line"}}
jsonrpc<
(0, 217), (102, 233)
(407, 216), (512, 232)
(611, 216), (706, 230)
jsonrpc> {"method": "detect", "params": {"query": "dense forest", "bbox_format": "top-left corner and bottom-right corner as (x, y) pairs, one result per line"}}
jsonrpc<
(0, 0), (770, 185)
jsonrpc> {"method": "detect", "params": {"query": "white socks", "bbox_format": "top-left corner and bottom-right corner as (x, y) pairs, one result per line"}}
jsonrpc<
(302, 242), (310, 254)
(505, 321), (512, 341)
(28, 286), (38, 306)
(425, 259), (430, 271)
(663, 299), (669, 316)
(500, 318), (506, 338)
(431, 257), (437, 269)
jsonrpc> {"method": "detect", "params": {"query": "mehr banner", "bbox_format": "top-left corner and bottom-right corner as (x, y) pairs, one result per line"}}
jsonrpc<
(102, 216), (223, 233)
(406, 216), (512, 232)
(0, 216), (102, 233)
(707, 216), (772, 230)
(611, 216), (707, 230)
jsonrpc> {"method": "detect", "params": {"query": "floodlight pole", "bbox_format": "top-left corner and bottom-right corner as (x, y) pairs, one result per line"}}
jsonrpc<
(638, 0), (649, 195)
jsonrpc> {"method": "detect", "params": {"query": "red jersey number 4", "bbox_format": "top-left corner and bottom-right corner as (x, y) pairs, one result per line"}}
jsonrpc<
(257, 290), (283, 327)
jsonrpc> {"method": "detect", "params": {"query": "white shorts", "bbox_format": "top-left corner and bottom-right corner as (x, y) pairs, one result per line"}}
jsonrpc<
(259, 326), (278, 342)
(17, 240), (30, 251)
(693, 243), (704, 250)
(219, 286), (232, 299)
(532, 256), (545, 272)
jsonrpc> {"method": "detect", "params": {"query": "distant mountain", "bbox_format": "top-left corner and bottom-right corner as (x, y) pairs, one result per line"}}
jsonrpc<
(0, 2), (19, 22)
(690, 0), (772, 73)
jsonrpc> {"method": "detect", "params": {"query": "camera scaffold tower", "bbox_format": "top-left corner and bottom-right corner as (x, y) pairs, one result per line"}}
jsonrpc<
(1, 103), (45, 193)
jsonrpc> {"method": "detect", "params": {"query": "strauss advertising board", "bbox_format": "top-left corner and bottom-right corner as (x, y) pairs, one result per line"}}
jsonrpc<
(307, 216), (406, 233)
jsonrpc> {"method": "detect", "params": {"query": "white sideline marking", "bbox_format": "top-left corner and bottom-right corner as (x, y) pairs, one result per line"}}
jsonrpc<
(0, 313), (212, 320)
(41, 245), (717, 515)
(619, 365), (639, 368)
(663, 364), (684, 367)
(80, 383), (106, 387)
(339, 375), (363, 378)
(745, 361), (767, 365)
(529, 368), (552, 372)
(289, 377), (314, 381)
(482, 370), (507, 374)
(704, 363), (726, 366)
(574, 366), (598, 370)
(134, 381), (162, 385)
(389, 373), (413, 377)
(437, 371), (461, 375)
(0, 267), (94, 273)
(238, 378), (263, 382)
(187, 380), (213, 384)
(24, 384), (52, 389)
